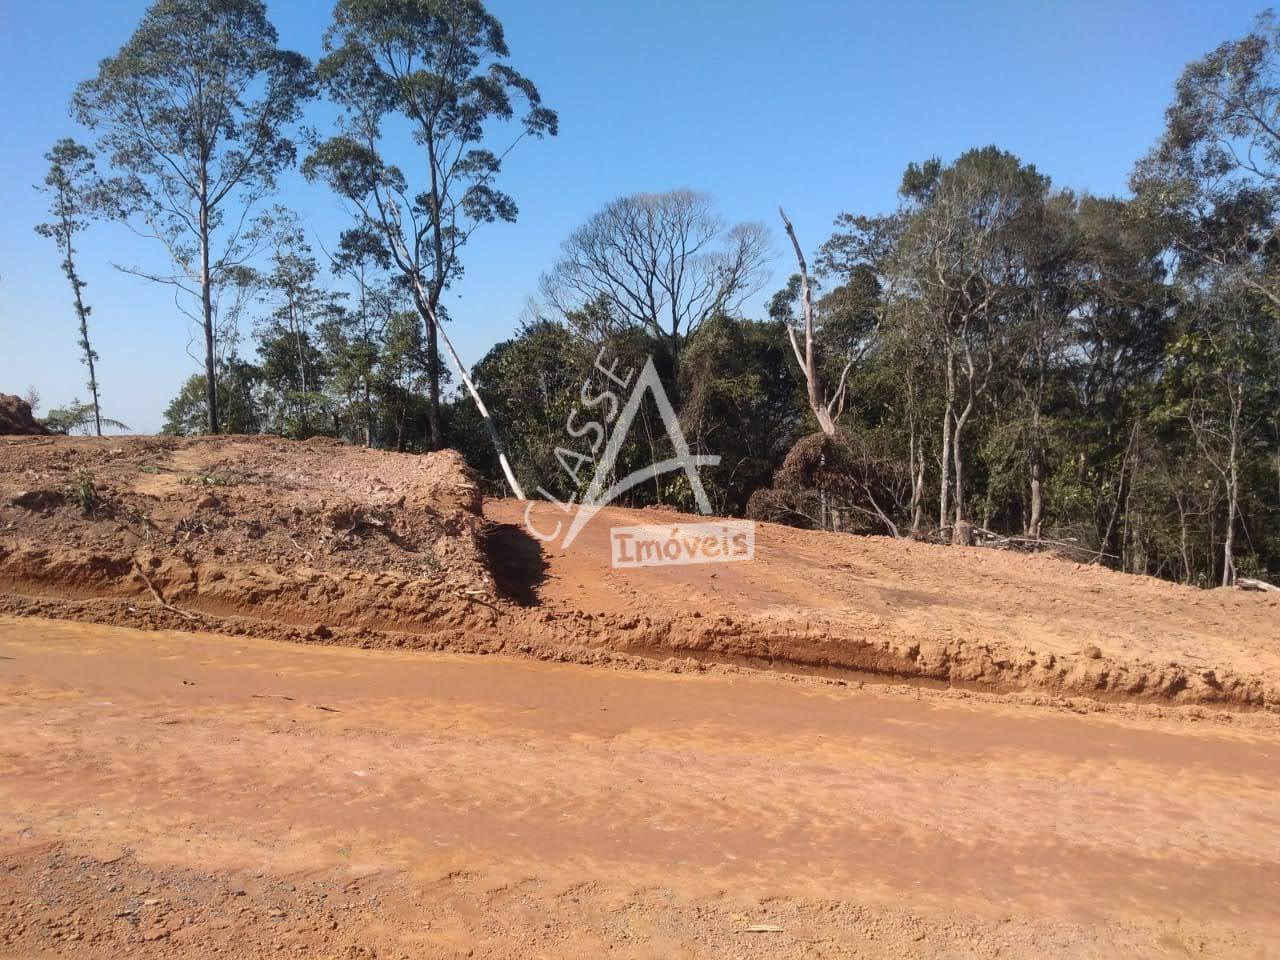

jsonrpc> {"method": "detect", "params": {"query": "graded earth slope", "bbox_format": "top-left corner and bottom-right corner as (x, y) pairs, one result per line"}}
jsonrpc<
(0, 435), (495, 637)
(1, 435), (1277, 709)
(489, 500), (1280, 709)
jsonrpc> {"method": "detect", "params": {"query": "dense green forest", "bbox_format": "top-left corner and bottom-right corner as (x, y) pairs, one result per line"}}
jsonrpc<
(36, 0), (1280, 588)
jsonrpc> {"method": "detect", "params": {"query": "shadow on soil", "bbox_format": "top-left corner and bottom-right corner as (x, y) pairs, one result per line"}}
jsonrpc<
(480, 521), (548, 607)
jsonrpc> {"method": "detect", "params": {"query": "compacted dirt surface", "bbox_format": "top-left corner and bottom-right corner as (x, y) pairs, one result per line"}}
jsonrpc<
(2, 435), (1280, 957)
(2, 615), (1279, 959)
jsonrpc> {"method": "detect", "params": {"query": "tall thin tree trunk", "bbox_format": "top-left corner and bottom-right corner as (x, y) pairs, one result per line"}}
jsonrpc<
(199, 175), (218, 435)
(364, 378), (373, 448)
(1027, 401), (1043, 539)
(953, 404), (973, 542)
(63, 217), (101, 437)
(293, 307), (309, 437)
(939, 410), (952, 531)
(426, 146), (446, 451)
(1028, 458), (1043, 540)
(912, 452), (926, 535)
(951, 336), (983, 545)
(1176, 496), (1192, 584)
(80, 323), (102, 437)
(426, 315), (442, 448)
(1222, 383), (1241, 587)
(939, 351), (955, 530)
(909, 419), (925, 537)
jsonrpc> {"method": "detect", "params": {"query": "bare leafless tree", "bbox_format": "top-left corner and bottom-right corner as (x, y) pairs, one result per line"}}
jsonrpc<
(778, 207), (850, 437)
(544, 190), (769, 366)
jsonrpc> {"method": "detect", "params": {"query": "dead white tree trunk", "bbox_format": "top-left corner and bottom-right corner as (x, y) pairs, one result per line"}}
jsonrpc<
(406, 273), (526, 501)
(779, 207), (849, 437)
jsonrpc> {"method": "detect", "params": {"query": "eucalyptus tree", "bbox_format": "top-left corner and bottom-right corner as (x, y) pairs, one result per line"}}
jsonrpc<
(326, 228), (394, 446)
(1132, 10), (1280, 313)
(895, 148), (1046, 540)
(1129, 10), (1280, 581)
(305, 0), (557, 497)
(1005, 189), (1078, 539)
(255, 211), (342, 438)
(34, 139), (108, 436)
(73, 0), (314, 434)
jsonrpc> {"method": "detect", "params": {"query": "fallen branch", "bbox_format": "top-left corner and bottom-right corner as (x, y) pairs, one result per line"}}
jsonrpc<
(972, 528), (1118, 561)
(285, 533), (313, 561)
(1237, 577), (1280, 593)
(132, 559), (199, 621)
(858, 482), (901, 539)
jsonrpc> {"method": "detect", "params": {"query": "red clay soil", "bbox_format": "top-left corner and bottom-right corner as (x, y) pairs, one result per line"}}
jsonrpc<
(1, 435), (1278, 710)
(0, 395), (48, 436)
(0, 435), (495, 638)
(2, 616), (1278, 959)
(4, 438), (1280, 958)
(493, 500), (1280, 709)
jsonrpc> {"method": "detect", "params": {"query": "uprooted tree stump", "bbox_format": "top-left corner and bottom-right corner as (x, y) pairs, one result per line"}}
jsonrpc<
(747, 431), (910, 537)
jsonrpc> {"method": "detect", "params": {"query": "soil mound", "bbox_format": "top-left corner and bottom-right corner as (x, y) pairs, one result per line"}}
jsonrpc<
(0, 435), (493, 636)
(492, 500), (1280, 711)
(0, 394), (49, 435)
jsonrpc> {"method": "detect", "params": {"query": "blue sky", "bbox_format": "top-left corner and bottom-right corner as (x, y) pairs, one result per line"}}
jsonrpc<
(0, 0), (1263, 432)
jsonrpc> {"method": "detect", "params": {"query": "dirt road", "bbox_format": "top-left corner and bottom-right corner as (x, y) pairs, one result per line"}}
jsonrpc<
(2, 615), (1278, 958)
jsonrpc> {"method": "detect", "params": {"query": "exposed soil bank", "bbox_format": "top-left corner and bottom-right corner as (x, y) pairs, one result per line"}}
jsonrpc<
(2, 436), (1278, 709)
(0, 394), (47, 436)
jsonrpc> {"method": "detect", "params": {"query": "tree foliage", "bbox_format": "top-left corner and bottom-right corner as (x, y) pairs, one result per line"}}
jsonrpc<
(34, 139), (109, 436)
(305, 0), (557, 451)
(73, 0), (314, 433)
(37, 1), (1279, 589)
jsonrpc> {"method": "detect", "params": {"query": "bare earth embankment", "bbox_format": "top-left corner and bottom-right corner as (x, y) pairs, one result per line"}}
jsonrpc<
(2, 435), (1277, 708)
(2, 435), (1280, 958)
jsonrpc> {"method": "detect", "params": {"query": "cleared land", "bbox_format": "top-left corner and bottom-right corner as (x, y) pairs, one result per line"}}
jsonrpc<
(2, 615), (1279, 959)
(1, 436), (1279, 958)
(2, 435), (1277, 707)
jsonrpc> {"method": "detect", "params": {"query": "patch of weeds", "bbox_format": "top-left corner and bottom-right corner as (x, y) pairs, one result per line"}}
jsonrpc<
(421, 545), (443, 577)
(66, 469), (100, 517)
(138, 463), (160, 475)
(180, 468), (248, 488)
(123, 508), (157, 542)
